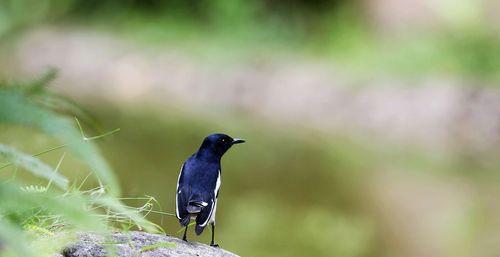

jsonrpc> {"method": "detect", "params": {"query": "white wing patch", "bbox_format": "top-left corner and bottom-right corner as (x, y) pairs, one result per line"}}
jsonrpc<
(215, 169), (221, 197)
(210, 199), (218, 225)
(210, 170), (221, 224)
(175, 164), (183, 220)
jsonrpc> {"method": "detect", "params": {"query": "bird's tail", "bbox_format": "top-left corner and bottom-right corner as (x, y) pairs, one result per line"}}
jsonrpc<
(195, 224), (205, 235)
(186, 198), (207, 214)
(180, 215), (190, 226)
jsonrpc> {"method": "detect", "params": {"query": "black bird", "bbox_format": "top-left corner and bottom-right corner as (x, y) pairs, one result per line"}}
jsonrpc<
(176, 133), (245, 247)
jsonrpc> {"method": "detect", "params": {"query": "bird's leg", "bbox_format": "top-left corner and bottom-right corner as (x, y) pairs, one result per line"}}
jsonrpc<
(182, 226), (188, 242)
(210, 223), (219, 247)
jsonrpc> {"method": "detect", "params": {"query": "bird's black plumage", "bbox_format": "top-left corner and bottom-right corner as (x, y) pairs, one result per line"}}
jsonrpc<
(176, 133), (245, 246)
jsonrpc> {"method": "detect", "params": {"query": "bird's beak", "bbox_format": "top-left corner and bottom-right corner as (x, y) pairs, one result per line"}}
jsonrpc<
(232, 138), (245, 144)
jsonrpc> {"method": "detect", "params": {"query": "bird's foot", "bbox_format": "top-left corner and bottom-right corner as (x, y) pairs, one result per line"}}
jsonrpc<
(210, 243), (219, 248)
(182, 237), (187, 242)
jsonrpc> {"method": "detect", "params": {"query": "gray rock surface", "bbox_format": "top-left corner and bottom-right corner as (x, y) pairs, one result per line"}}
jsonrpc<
(61, 232), (239, 257)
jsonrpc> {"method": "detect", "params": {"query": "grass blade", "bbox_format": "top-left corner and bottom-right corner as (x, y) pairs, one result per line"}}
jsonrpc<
(0, 145), (69, 190)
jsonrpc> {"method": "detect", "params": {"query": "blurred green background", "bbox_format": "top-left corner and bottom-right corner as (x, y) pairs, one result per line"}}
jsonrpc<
(1, 0), (500, 257)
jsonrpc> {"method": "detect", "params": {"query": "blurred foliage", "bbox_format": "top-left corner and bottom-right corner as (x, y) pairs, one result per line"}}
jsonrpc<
(1, 0), (500, 78)
(0, 0), (72, 37)
(0, 74), (159, 257)
(0, 74), (119, 195)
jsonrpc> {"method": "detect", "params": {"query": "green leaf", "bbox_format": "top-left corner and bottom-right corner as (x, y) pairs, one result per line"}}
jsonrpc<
(0, 181), (108, 257)
(0, 89), (120, 196)
(92, 195), (159, 233)
(0, 79), (159, 257)
(25, 69), (58, 94)
(0, 218), (35, 257)
(0, 182), (105, 232)
(0, 144), (69, 190)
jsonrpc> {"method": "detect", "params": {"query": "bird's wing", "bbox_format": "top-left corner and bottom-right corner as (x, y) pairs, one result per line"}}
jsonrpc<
(196, 169), (221, 227)
(196, 198), (214, 228)
(175, 163), (188, 221)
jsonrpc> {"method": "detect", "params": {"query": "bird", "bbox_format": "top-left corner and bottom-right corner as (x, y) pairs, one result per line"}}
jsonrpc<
(175, 133), (245, 247)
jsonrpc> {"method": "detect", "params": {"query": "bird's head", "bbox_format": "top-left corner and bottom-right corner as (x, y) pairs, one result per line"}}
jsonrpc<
(198, 133), (245, 158)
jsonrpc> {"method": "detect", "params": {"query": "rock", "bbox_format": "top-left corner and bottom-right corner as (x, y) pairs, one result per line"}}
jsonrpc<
(61, 231), (239, 257)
